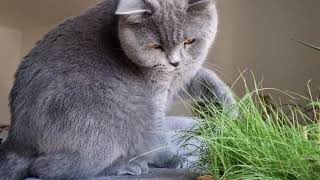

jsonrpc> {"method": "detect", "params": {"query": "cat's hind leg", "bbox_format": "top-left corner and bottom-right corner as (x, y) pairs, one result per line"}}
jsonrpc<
(0, 147), (33, 180)
(115, 160), (149, 176)
(29, 152), (98, 180)
(100, 156), (149, 176)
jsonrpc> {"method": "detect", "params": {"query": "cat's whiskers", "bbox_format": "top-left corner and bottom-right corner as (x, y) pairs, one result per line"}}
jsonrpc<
(204, 62), (222, 70)
(150, 67), (163, 83)
(204, 64), (222, 74)
(150, 68), (165, 92)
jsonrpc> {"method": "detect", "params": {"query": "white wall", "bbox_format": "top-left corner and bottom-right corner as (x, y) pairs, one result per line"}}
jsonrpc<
(0, 25), (22, 125)
(211, 0), (320, 95)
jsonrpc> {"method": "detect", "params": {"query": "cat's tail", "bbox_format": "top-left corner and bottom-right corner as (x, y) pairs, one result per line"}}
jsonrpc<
(0, 144), (33, 180)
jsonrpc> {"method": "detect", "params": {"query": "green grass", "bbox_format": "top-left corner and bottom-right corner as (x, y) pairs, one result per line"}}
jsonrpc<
(186, 85), (320, 180)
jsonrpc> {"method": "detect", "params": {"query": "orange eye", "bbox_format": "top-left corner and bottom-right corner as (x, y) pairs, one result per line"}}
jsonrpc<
(184, 38), (196, 46)
(148, 43), (164, 51)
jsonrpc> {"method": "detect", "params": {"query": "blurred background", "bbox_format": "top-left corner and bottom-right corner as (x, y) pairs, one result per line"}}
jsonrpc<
(0, 0), (319, 125)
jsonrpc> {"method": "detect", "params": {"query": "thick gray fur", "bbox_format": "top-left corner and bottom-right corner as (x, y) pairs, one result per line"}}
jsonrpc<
(0, 0), (236, 179)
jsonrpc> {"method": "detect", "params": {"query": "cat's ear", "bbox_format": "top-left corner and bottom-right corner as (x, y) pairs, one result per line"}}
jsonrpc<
(188, 0), (214, 12)
(115, 0), (151, 15)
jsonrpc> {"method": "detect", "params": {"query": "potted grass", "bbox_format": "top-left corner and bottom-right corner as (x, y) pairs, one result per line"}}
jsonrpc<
(185, 80), (320, 180)
(187, 40), (320, 180)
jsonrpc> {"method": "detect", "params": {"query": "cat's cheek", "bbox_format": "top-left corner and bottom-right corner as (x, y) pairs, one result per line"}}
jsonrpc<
(135, 54), (164, 68)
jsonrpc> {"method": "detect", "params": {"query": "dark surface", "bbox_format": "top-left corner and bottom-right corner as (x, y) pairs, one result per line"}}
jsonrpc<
(26, 168), (196, 180)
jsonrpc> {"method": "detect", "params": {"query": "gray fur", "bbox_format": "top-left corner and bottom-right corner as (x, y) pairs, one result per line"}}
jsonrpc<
(115, 0), (150, 15)
(0, 0), (236, 179)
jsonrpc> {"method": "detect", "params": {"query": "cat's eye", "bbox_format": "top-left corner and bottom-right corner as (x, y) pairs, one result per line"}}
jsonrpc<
(148, 43), (164, 51)
(184, 38), (196, 46)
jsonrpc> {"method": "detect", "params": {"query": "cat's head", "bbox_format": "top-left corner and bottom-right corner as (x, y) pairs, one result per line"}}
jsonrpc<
(116, 0), (218, 72)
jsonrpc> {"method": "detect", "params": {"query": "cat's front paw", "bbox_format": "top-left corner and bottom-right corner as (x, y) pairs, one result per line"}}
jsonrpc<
(116, 160), (149, 176)
(160, 155), (187, 169)
(223, 97), (240, 119)
(225, 105), (240, 119)
(150, 152), (188, 169)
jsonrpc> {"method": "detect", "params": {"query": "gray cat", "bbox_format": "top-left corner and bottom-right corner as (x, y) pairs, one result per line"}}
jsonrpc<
(0, 0), (236, 179)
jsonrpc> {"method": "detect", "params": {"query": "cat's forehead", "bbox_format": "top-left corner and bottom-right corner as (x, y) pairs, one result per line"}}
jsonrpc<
(144, 2), (189, 45)
(146, 0), (189, 13)
(146, 0), (196, 26)
(149, 0), (188, 8)
(150, 2), (188, 23)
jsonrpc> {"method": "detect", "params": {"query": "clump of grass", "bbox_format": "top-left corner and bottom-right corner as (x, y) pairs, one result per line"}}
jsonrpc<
(187, 85), (320, 180)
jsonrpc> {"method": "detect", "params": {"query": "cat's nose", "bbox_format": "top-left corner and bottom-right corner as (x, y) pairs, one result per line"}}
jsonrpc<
(170, 62), (180, 67)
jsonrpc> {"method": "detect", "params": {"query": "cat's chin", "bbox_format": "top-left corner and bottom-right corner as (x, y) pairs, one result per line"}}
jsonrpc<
(165, 66), (176, 72)
(154, 65), (176, 72)
(139, 64), (176, 72)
